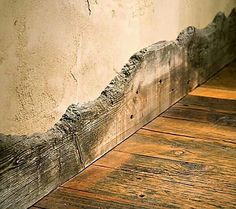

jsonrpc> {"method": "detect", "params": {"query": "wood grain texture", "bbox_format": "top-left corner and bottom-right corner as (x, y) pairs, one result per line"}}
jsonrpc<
(114, 129), (236, 164)
(188, 60), (236, 99)
(199, 61), (236, 91)
(61, 8), (236, 169)
(144, 117), (236, 144)
(177, 95), (236, 114)
(35, 150), (236, 209)
(32, 56), (236, 209)
(189, 86), (236, 100)
(2, 9), (236, 209)
(0, 131), (83, 209)
(35, 187), (154, 209)
(162, 101), (236, 127)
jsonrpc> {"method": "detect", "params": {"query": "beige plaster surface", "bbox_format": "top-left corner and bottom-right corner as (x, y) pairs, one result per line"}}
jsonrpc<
(0, 0), (235, 135)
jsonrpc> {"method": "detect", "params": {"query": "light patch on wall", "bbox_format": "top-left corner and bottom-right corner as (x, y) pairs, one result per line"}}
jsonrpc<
(0, 0), (235, 135)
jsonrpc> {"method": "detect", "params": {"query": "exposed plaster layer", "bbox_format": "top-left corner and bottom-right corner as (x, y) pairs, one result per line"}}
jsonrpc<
(0, 9), (236, 209)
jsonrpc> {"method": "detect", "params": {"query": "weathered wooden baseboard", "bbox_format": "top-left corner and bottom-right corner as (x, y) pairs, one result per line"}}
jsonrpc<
(0, 9), (236, 209)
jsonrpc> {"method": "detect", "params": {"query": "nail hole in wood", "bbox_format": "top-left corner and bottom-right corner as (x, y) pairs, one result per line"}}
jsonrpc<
(136, 90), (139, 94)
(137, 177), (142, 180)
(139, 194), (145, 198)
(187, 80), (190, 84)
(159, 79), (162, 84)
(171, 88), (174, 92)
(130, 115), (134, 119)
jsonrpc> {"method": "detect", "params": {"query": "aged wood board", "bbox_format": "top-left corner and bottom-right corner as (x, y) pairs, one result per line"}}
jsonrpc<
(1, 9), (236, 209)
(32, 60), (236, 208)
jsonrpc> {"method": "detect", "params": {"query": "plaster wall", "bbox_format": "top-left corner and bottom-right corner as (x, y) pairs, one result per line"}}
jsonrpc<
(0, 0), (235, 135)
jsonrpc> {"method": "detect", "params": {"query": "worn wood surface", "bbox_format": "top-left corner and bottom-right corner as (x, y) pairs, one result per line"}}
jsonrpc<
(32, 57), (236, 208)
(0, 132), (83, 209)
(188, 61), (236, 100)
(1, 9), (236, 209)
(60, 8), (236, 170)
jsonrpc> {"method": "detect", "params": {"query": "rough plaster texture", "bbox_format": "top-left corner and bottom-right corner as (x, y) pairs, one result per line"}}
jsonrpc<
(0, 0), (236, 135)
(0, 8), (236, 209)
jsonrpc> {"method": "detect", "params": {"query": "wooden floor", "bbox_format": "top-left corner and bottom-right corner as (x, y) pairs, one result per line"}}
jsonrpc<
(31, 61), (236, 209)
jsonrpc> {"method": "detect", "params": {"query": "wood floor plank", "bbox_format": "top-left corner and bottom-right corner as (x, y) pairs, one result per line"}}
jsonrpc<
(189, 87), (236, 100)
(34, 187), (152, 209)
(55, 125), (236, 209)
(35, 165), (176, 209)
(114, 129), (236, 166)
(177, 95), (236, 115)
(30, 139), (236, 209)
(143, 117), (236, 144)
(189, 61), (236, 99)
(54, 152), (236, 208)
(162, 104), (236, 127)
(58, 163), (236, 209)
(201, 61), (236, 91)
(94, 150), (236, 194)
